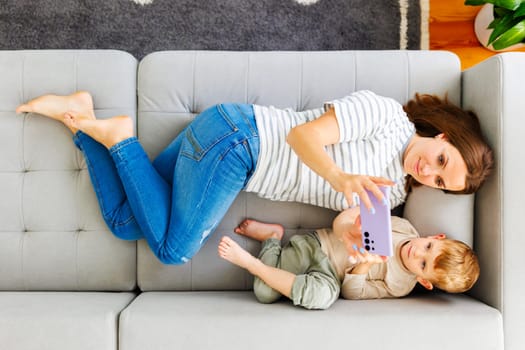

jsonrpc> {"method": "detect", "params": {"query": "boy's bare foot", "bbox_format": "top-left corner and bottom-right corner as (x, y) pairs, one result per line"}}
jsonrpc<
(16, 91), (96, 121)
(63, 113), (134, 149)
(218, 236), (258, 270)
(234, 219), (284, 242)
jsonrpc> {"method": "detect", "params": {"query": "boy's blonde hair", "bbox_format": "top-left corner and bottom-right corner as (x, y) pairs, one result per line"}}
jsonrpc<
(430, 239), (480, 293)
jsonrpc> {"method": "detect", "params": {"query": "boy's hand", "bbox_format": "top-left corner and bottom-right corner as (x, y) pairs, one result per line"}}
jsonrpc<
(348, 249), (387, 265)
(333, 208), (389, 263)
(338, 215), (363, 257)
(348, 249), (388, 275)
(338, 214), (389, 260)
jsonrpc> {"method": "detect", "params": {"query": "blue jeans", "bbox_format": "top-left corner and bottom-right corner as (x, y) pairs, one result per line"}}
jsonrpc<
(74, 104), (259, 264)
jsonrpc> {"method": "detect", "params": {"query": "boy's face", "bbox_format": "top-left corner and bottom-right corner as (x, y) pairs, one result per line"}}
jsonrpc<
(399, 235), (446, 290)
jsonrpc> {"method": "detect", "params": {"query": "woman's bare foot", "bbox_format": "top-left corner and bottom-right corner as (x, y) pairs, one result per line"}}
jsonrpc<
(234, 219), (284, 242)
(16, 91), (96, 120)
(63, 113), (134, 149)
(218, 236), (258, 270)
(16, 91), (96, 134)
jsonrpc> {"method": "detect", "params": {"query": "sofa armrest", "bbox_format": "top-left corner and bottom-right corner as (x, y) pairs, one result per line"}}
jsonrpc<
(462, 52), (525, 350)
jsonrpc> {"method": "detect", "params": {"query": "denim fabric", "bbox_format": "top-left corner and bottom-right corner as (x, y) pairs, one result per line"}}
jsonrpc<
(74, 132), (144, 240)
(254, 233), (341, 310)
(74, 104), (259, 264)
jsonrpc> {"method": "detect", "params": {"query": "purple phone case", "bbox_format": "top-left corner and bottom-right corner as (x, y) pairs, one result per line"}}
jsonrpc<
(359, 186), (393, 256)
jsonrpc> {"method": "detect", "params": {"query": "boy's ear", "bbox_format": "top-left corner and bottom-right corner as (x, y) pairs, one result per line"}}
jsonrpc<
(417, 277), (434, 290)
(431, 234), (446, 240)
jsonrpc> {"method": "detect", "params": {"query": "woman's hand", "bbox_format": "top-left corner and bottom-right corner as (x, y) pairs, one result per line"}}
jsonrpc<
(286, 109), (394, 212)
(328, 171), (394, 212)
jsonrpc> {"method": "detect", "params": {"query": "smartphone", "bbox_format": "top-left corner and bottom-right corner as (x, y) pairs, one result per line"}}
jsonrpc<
(358, 186), (393, 257)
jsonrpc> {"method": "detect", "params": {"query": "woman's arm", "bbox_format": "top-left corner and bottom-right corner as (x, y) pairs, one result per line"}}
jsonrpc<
(286, 108), (341, 185)
(286, 108), (393, 210)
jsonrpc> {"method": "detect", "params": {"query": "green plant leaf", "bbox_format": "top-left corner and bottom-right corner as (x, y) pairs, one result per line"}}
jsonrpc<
(465, 0), (525, 9)
(488, 12), (517, 44)
(465, 0), (488, 5)
(488, 17), (502, 28)
(492, 19), (525, 49)
(493, 0), (525, 11)
(513, 2), (525, 17)
(494, 7), (512, 17)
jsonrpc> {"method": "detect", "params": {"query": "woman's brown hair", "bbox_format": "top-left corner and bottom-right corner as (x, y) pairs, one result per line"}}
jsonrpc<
(403, 94), (494, 194)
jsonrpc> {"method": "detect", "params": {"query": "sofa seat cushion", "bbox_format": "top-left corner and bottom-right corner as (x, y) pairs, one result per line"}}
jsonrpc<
(136, 50), (465, 291)
(0, 292), (135, 350)
(120, 291), (502, 350)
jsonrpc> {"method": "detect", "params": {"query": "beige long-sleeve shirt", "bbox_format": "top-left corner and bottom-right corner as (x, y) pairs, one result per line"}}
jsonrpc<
(316, 216), (419, 299)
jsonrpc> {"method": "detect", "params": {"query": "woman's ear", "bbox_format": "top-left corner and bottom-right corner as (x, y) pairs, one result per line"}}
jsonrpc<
(417, 277), (434, 290)
(436, 133), (447, 141)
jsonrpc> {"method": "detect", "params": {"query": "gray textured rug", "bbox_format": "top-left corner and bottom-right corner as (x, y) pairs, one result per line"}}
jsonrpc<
(0, 0), (429, 59)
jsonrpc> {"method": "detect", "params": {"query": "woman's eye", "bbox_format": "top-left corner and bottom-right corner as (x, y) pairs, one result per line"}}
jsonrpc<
(421, 261), (426, 270)
(435, 177), (444, 188)
(438, 154), (445, 166)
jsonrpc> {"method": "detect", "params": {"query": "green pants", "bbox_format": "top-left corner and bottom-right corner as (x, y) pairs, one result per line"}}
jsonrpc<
(254, 232), (341, 310)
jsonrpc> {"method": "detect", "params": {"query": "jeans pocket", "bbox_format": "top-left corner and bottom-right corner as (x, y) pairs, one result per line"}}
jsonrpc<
(181, 105), (238, 161)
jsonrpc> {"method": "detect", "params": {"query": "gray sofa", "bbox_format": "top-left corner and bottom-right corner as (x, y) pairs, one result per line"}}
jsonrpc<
(0, 50), (522, 350)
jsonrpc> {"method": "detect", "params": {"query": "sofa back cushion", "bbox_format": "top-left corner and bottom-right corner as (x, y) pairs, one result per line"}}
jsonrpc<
(0, 50), (138, 291)
(136, 50), (464, 291)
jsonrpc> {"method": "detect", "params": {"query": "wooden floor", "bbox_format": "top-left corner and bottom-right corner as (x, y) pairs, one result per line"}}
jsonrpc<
(430, 0), (525, 70)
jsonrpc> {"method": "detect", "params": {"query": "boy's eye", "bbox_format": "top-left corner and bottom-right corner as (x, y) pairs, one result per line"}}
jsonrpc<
(426, 242), (432, 250)
(421, 260), (426, 270)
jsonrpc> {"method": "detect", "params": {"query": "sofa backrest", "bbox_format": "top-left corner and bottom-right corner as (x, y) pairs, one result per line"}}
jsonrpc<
(135, 50), (464, 291)
(0, 50), (138, 291)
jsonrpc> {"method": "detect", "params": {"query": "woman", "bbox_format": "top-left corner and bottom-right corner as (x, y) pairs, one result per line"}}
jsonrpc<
(16, 90), (493, 264)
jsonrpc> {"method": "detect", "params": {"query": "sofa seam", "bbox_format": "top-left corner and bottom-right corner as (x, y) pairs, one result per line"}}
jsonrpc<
(75, 228), (80, 290)
(299, 54), (303, 110)
(20, 53), (27, 291)
(245, 53), (250, 103)
(405, 51), (410, 102)
(73, 53), (82, 275)
(497, 54), (505, 313)
(74, 52), (79, 97)
(20, 53), (26, 172)
(192, 52), (196, 113)
(353, 51), (357, 91)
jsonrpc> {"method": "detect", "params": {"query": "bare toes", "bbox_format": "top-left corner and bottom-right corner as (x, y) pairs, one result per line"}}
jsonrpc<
(16, 104), (31, 114)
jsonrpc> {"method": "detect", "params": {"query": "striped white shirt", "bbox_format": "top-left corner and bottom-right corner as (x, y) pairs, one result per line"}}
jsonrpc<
(244, 90), (415, 210)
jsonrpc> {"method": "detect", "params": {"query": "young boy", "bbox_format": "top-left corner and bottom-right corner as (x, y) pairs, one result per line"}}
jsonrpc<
(217, 207), (479, 310)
